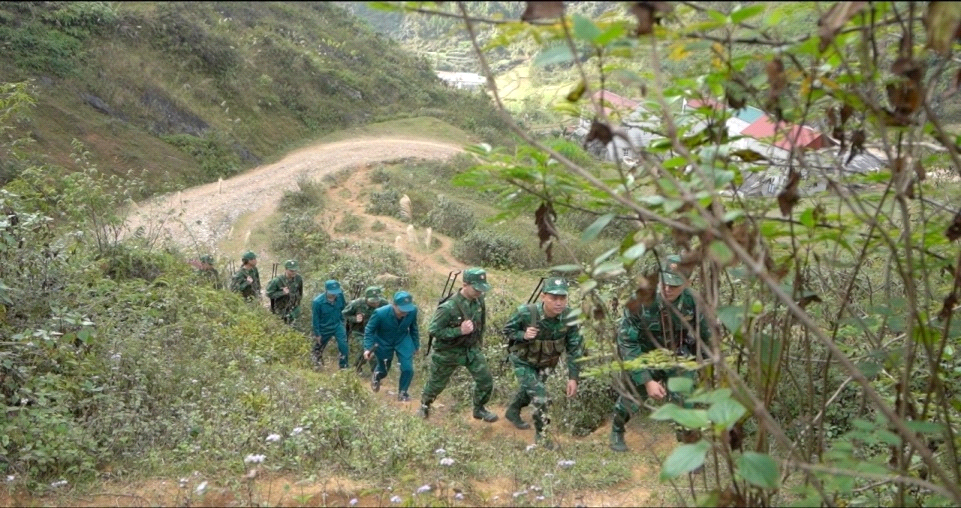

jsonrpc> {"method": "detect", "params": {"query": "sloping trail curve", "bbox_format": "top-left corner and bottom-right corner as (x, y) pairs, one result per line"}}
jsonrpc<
(124, 137), (463, 255)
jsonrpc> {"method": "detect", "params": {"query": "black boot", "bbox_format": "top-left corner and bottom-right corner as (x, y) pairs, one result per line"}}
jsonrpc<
(505, 399), (531, 430)
(609, 412), (630, 452)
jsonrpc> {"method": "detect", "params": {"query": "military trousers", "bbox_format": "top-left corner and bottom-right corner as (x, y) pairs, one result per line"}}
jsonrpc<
(315, 325), (348, 369)
(507, 355), (554, 431)
(421, 346), (493, 409)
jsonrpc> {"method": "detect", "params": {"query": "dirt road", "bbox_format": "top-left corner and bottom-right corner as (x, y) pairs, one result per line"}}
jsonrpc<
(125, 137), (463, 253)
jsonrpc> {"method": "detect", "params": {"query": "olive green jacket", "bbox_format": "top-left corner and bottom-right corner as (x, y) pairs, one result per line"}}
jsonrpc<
(617, 288), (711, 384)
(502, 302), (584, 380)
(342, 297), (389, 335)
(230, 266), (261, 300)
(427, 291), (485, 351)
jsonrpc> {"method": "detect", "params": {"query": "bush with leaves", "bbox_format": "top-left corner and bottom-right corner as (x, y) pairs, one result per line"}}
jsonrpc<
(426, 195), (476, 237)
(453, 227), (522, 269)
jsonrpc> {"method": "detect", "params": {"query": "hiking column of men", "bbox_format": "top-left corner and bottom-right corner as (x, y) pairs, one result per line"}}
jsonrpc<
(211, 249), (712, 452)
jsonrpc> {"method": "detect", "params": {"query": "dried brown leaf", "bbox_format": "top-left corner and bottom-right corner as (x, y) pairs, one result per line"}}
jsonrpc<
(764, 253), (790, 282)
(924, 2), (961, 56)
(840, 103), (854, 125)
(521, 1), (564, 22)
(777, 171), (801, 217)
(938, 292), (958, 322)
(832, 126), (845, 151)
(891, 56), (922, 82)
(766, 58), (787, 103)
(535, 202), (559, 262)
(846, 129), (865, 164)
(585, 120), (613, 144)
(726, 89), (746, 109)
(629, 2), (672, 36)
(947, 209), (961, 241)
(625, 272), (659, 313)
(914, 160), (926, 182)
(818, 1), (868, 53)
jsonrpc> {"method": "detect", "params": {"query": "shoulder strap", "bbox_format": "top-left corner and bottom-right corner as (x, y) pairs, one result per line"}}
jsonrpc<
(526, 303), (539, 328)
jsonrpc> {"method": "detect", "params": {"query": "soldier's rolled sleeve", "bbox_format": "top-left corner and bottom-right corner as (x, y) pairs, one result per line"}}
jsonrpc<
(565, 325), (584, 381)
(502, 305), (530, 342)
(428, 303), (462, 341)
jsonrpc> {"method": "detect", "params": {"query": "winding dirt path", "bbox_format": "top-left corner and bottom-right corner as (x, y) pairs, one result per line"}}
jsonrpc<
(125, 137), (463, 257)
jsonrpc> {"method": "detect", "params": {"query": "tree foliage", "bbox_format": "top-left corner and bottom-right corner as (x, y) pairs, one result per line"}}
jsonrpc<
(383, 1), (961, 505)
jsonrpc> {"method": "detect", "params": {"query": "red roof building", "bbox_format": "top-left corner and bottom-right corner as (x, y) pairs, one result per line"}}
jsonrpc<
(740, 115), (827, 151)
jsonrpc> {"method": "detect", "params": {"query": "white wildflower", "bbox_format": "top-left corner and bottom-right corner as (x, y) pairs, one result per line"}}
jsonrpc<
(537, 495), (545, 501)
(179, 478), (188, 488)
(513, 489), (527, 498)
(557, 459), (576, 469)
(434, 448), (446, 455)
(390, 495), (402, 503)
(5, 475), (14, 482)
(50, 479), (68, 488)
(110, 353), (121, 361)
(525, 443), (537, 452)
(291, 427), (304, 436)
(244, 454), (266, 464)
(416, 484), (432, 494)
(454, 492), (464, 500)
(439, 457), (455, 466)
(266, 433), (281, 442)
(531, 485), (542, 492)
(349, 498), (358, 506)
(195, 481), (208, 494)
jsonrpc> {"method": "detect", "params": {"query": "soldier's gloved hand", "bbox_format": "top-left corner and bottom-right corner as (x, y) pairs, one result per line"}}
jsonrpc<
(460, 319), (474, 335)
(523, 326), (539, 340)
(355, 314), (363, 323)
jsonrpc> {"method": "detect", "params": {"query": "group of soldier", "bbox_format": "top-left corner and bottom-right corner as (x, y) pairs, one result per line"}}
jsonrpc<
(199, 250), (711, 452)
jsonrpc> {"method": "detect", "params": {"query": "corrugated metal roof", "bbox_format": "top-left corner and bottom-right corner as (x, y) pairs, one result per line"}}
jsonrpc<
(740, 115), (824, 150)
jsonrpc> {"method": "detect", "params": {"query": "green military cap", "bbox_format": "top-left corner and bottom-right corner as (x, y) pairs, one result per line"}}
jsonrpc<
(462, 267), (491, 292)
(393, 290), (415, 312)
(242, 251), (257, 262)
(542, 277), (568, 295)
(364, 286), (384, 298)
(200, 254), (214, 264)
(284, 259), (299, 271)
(660, 254), (686, 286)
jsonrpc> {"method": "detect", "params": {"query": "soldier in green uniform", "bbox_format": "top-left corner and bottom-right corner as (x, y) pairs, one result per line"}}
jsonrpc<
(196, 254), (222, 289)
(343, 286), (388, 373)
(417, 267), (498, 423)
(609, 254), (711, 452)
(502, 278), (584, 448)
(230, 251), (261, 301)
(266, 260), (304, 324)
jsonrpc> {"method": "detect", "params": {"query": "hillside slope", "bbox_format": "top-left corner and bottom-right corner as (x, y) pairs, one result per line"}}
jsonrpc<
(0, 1), (508, 194)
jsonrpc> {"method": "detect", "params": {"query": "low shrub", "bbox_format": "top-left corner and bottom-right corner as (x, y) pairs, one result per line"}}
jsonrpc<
(452, 228), (522, 269)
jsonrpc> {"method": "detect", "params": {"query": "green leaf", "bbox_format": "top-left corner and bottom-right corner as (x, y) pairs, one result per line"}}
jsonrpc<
(709, 240), (734, 266)
(622, 242), (646, 261)
(534, 44), (575, 67)
(717, 305), (744, 334)
(595, 24), (626, 46)
(687, 388), (733, 405)
(582, 213), (615, 242)
(660, 440), (710, 480)
(707, 397), (747, 430)
(730, 4), (766, 23)
(667, 376), (694, 394)
(650, 403), (710, 429)
(572, 14), (602, 43)
(735, 452), (779, 489)
(799, 207), (816, 228)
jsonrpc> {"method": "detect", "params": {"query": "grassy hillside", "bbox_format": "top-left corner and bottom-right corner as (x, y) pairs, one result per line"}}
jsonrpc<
(0, 1), (511, 195)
